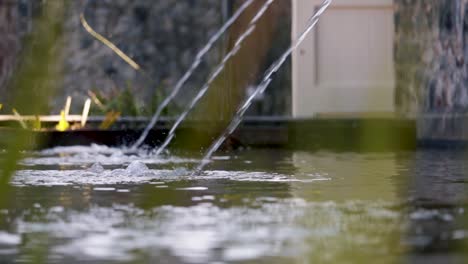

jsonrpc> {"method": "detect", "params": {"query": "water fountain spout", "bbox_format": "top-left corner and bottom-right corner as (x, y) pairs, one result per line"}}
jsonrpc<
(193, 0), (332, 175)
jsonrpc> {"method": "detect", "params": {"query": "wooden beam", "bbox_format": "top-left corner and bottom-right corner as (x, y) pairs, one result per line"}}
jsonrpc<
(0, 115), (84, 122)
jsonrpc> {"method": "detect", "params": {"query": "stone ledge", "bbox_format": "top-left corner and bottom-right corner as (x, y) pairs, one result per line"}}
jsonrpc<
(0, 117), (417, 152)
(418, 115), (468, 144)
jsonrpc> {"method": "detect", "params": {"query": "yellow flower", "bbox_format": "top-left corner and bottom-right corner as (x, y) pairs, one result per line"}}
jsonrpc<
(55, 110), (70, 131)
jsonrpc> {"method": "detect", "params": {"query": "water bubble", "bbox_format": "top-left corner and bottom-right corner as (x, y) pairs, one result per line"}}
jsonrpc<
(50, 206), (65, 213)
(87, 163), (105, 173)
(126, 161), (149, 175)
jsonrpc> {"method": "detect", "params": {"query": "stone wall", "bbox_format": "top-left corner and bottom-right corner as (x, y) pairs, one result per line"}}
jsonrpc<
(63, 0), (291, 116)
(394, 0), (468, 116)
(11, 1), (468, 119)
(61, 0), (225, 114)
(0, 0), (291, 116)
(0, 0), (34, 99)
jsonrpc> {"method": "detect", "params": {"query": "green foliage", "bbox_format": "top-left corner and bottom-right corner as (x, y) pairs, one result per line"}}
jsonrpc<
(0, 0), (67, 206)
(144, 85), (180, 117)
(89, 86), (139, 116)
(89, 82), (178, 118)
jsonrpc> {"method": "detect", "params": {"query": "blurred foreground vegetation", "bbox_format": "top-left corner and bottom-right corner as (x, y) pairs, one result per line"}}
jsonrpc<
(0, 0), (67, 204)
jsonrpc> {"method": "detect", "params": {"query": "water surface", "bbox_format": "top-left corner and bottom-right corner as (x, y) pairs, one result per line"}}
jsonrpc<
(0, 145), (467, 263)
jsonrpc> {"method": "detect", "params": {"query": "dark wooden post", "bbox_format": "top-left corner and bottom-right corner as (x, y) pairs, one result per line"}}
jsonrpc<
(194, 0), (288, 119)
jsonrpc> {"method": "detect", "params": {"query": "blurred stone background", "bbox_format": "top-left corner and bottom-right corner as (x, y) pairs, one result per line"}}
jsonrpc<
(2, 0), (468, 118)
(0, 0), (36, 99)
(0, 0), (291, 116)
(394, 0), (468, 116)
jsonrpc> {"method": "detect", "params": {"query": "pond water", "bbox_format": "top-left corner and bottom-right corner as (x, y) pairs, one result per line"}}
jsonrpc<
(0, 145), (467, 263)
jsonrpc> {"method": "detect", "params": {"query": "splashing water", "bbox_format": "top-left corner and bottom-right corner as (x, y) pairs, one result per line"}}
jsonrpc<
(154, 0), (276, 156)
(194, 0), (333, 174)
(131, 0), (256, 149)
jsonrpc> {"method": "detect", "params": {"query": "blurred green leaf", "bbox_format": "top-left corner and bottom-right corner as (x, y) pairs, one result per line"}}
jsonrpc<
(0, 0), (67, 205)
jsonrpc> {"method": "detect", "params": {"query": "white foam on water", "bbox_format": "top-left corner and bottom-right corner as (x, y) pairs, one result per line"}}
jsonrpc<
(201, 195), (215, 201)
(38, 144), (117, 155)
(12, 169), (174, 186)
(223, 244), (269, 261)
(11, 199), (399, 263)
(125, 161), (149, 175)
(12, 168), (320, 186)
(409, 209), (455, 222)
(149, 182), (165, 185)
(176, 187), (208, 191)
(0, 232), (21, 246)
(93, 187), (116, 191)
(21, 144), (198, 166)
(87, 163), (105, 173)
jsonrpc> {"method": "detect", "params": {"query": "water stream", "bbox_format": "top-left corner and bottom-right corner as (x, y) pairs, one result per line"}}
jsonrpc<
(194, 0), (332, 173)
(131, 0), (256, 149)
(154, 0), (276, 156)
(3, 1), (468, 263)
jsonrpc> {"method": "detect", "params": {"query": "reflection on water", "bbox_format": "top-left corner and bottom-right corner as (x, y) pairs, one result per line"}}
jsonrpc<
(292, 151), (399, 201)
(8, 199), (400, 263)
(0, 146), (467, 263)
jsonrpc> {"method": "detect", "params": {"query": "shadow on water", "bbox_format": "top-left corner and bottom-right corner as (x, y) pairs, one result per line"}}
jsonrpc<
(396, 150), (468, 263)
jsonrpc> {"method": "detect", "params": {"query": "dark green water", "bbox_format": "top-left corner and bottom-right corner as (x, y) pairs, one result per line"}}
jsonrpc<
(0, 146), (467, 263)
